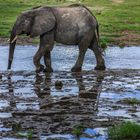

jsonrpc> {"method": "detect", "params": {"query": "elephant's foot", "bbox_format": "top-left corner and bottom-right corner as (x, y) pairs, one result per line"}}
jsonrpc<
(43, 67), (53, 73)
(36, 65), (44, 73)
(95, 65), (106, 70)
(71, 66), (82, 72)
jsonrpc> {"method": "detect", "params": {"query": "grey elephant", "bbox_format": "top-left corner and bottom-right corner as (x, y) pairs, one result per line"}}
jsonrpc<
(8, 4), (105, 72)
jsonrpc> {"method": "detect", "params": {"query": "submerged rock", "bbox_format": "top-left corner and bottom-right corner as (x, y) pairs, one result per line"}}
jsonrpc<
(55, 80), (63, 90)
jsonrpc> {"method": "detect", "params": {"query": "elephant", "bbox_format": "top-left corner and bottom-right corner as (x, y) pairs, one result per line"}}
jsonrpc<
(8, 4), (106, 72)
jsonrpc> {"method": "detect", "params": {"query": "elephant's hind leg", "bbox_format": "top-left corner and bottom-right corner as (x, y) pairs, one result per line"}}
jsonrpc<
(33, 46), (45, 73)
(91, 34), (106, 70)
(71, 30), (93, 72)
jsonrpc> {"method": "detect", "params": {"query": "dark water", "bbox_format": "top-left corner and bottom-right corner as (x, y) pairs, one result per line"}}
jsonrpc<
(0, 45), (140, 71)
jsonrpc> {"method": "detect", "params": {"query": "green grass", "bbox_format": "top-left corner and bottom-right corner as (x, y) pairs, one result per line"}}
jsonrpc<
(16, 129), (33, 139)
(122, 98), (140, 105)
(72, 124), (85, 137)
(108, 121), (140, 140)
(0, 0), (140, 45)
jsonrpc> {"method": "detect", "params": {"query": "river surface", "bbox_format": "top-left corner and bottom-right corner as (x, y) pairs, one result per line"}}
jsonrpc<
(0, 45), (140, 140)
(0, 45), (140, 71)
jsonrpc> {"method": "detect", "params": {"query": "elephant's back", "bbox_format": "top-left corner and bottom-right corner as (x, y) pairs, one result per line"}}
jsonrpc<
(53, 6), (93, 21)
(53, 5), (97, 45)
(53, 6), (96, 29)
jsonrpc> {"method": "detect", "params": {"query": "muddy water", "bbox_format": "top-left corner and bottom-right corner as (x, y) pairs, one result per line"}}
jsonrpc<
(0, 45), (140, 140)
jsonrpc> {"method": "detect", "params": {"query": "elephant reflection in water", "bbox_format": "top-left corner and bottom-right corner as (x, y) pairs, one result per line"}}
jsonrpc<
(7, 74), (14, 94)
(34, 72), (105, 134)
(5, 72), (104, 136)
(34, 73), (52, 98)
(72, 71), (104, 110)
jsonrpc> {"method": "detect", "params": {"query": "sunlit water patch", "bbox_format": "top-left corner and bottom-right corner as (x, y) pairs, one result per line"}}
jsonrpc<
(16, 102), (40, 111)
(0, 100), (9, 109)
(14, 87), (37, 98)
(100, 92), (140, 101)
(0, 112), (12, 118)
(0, 122), (12, 132)
(98, 108), (132, 118)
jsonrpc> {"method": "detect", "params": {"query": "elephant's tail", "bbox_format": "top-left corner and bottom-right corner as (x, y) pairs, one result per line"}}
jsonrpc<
(96, 24), (105, 54)
(95, 24), (100, 46)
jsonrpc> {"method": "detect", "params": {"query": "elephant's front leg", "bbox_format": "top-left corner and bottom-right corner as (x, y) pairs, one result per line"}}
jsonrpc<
(33, 33), (54, 72)
(33, 46), (46, 73)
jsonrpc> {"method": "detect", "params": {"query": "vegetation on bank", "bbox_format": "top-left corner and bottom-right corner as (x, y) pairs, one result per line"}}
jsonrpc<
(108, 121), (140, 140)
(0, 0), (139, 46)
(121, 98), (140, 105)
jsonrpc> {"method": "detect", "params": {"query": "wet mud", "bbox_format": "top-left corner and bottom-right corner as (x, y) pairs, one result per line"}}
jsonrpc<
(0, 70), (140, 139)
(0, 45), (140, 139)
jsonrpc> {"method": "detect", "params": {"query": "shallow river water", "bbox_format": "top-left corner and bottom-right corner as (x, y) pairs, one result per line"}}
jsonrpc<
(0, 45), (140, 70)
(0, 45), (140, 140)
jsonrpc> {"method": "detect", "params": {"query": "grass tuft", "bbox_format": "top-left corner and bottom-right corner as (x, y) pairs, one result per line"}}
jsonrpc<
(72, 124), (85, 137)
(16, 129), (33, 139)
(108, 121), (140, 140)
(122, 98), (140, 105)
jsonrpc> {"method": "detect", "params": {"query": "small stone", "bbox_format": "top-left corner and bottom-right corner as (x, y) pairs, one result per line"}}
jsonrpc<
(55, 80), (63, 90)
(9, 88), (14, 92)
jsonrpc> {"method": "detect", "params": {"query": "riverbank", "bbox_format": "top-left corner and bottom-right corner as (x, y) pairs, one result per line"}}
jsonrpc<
(0, 0), (139, 46)
(0, 31), (140, 47)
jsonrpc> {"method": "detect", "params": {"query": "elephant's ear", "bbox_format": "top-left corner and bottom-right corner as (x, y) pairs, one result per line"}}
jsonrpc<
(30, 9), (56, 37)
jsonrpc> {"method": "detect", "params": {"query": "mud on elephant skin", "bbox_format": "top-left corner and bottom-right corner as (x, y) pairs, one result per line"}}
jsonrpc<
(8, 4), (106, 72)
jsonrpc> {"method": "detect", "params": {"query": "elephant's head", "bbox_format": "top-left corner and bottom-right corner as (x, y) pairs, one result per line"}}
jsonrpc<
(8, 7), (56, 69)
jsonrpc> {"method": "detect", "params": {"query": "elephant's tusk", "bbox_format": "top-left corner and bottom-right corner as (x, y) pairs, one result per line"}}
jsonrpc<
(11, 36), (18, 43)
(7, 39), (10, 42)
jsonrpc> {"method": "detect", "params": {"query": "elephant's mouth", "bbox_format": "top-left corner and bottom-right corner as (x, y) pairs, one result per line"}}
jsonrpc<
(20, 31), (30, 36)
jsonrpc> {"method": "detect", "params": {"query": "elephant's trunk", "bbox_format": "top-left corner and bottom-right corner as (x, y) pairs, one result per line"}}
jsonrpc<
(8, 28), (17, 69)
